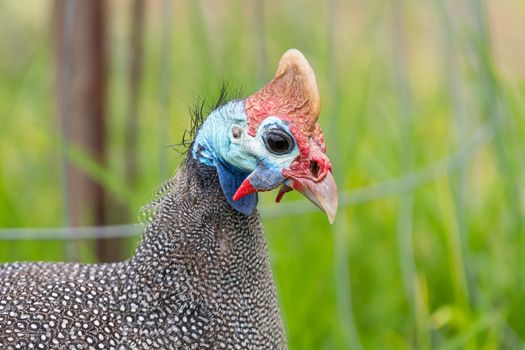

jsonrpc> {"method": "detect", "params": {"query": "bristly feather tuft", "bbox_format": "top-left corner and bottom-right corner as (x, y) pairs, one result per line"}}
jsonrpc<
(143, 81), (243, 224)
(169, 81), (243, 154)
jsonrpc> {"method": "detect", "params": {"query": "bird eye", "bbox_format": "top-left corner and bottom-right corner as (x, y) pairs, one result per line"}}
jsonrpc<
(263, 129), (294, 155)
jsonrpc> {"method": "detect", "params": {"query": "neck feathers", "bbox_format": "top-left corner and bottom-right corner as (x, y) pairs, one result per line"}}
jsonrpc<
(139, 155), (259, 244)
(131, 155), (265, 289)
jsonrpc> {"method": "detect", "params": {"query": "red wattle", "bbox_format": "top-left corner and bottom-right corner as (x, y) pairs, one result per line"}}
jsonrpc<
(291, 180), (305, 191)
(275, 185), (293, 203)
(275, 190), (286, 203)
(232, 179), (256, 201)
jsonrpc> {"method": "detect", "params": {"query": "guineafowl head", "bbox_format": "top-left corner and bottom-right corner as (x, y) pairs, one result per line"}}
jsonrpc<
(192, 49), (337, 222)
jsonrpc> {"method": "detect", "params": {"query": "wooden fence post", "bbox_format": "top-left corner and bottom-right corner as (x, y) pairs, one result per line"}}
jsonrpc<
(54, 0), (123, 262)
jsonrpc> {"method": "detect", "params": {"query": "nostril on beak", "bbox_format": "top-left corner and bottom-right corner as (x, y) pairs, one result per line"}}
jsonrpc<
(309, 160), (320, 178)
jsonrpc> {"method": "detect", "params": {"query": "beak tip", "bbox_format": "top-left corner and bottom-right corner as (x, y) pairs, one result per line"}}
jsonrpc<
(292, 171), (339, 224)
(327, 211), (337, 224)
(326, 196), (338, 224)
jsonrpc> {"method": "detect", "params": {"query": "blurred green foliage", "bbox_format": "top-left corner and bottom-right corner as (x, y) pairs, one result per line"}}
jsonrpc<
(1, 0), (525, 349)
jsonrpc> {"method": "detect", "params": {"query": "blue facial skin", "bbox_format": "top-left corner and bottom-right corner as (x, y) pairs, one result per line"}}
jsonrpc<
(192, 100), (300, 215)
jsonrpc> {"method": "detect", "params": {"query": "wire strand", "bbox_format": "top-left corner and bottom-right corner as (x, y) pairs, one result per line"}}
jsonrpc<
(0, 123), (494, 241)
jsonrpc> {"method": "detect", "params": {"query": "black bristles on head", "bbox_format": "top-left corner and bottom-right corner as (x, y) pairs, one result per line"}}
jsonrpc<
(210, 79), (243, 112)
(169, 81), (243, 154)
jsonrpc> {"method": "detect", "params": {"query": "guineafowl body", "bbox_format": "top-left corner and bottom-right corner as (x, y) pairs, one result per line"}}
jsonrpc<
(0, 158), (285, 349)
(0, 49), (337, 349)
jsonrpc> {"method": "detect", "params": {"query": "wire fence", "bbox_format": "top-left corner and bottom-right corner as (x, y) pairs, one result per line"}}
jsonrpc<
(0, 120), (494, 241)
(3, 2), (525, 350)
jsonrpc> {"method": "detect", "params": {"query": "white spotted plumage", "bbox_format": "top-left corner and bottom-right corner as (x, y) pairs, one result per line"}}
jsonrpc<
(0, 156), (286, 349)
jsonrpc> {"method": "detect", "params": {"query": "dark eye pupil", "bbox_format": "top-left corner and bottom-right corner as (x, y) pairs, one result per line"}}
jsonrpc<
(268, 135), (288, 152)
(265, 131), (292, 154)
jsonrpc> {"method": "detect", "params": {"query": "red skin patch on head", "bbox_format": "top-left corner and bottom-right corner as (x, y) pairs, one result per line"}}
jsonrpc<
(245, 95), (332, 183)
(244, 73), (316, 137)
(244, 52), (332, 183)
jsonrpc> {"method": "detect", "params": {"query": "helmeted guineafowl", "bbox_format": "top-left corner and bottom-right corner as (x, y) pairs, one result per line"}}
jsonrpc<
(0, 49), (337, 350)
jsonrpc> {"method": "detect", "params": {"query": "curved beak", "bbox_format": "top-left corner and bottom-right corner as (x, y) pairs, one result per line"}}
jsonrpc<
(291, 172), (338, 224)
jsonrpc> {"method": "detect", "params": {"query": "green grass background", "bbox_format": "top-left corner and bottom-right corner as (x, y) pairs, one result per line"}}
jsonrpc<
(1, 0), (525, 349)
